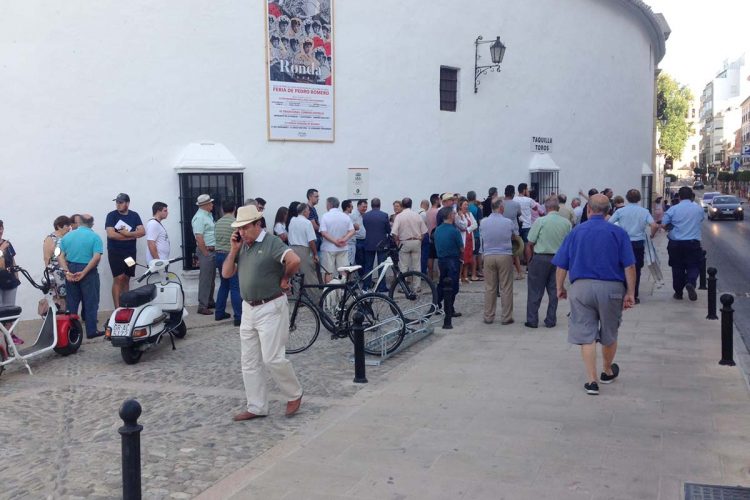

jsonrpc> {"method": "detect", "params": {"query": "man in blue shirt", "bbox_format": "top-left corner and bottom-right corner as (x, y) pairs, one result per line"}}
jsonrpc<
(105, 193), (145, 308)
(434, 206), (464, 323)
(480, 199), (517, 325)
(553, 195), (636, 396)
(362, 198), (391, 291)
(58, 214), (105, 339)
(661, 186), (705, 301)
(609, 189), (659, 304)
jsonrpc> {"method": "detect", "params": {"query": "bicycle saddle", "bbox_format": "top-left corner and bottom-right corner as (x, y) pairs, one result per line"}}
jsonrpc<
(337, 265), (362, 274)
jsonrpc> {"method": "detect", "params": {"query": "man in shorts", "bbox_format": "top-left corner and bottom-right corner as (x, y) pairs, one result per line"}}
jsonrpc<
(553, 194), (635, 396)
(105, 193), (145, 308)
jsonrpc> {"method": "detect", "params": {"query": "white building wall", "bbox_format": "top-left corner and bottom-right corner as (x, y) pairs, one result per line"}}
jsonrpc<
(0, 0), (662, 318)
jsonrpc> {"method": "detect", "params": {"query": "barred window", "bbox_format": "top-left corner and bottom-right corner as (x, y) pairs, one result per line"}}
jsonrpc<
(178, 173), (244, 270)
(440, 67), (458, 112)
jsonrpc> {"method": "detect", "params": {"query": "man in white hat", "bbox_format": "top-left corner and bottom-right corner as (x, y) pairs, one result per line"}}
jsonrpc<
(192, 194), (216, 315)
(222, 205), (304, 421)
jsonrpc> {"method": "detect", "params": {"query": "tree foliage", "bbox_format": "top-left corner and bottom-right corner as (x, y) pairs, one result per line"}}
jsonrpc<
(657, 73), (693, 160)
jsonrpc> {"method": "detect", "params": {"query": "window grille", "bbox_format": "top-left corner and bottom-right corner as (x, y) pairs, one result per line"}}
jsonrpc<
(440, 67), (458, 112)
(178, 173), (244, 270)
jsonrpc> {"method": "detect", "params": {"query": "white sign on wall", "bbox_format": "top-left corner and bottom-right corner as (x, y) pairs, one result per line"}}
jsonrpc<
(347, 168), (369, 199)
(530, 136), (553, 153)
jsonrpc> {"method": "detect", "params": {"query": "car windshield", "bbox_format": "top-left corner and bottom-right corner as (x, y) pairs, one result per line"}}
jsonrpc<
(702, 193), (719, 201)
(712, 196), (738, 204)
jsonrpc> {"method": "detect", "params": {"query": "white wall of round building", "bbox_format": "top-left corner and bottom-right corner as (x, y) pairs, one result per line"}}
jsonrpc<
(1, 0), (661, 316)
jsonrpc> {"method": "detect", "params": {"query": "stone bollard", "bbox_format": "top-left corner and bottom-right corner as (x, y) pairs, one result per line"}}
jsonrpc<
(706, 267), (718, 320)
(119, 399), (143, 500)
(351, 311), (368, 383)
(699, 250), (707, 290)
(719, 294), (736, 367)
(442, 276), (454, 330)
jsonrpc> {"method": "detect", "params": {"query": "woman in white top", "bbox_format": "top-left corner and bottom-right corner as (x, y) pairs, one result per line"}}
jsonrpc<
(273, 206), (288, 243)
(455, 198), (477, 283)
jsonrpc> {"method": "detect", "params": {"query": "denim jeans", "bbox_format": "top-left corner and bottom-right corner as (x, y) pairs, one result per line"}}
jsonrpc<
(66, 262), (100, 336)
(363, 250), (388, 292)
(215, 252), (242, 321)
(420, 233), (430, 274)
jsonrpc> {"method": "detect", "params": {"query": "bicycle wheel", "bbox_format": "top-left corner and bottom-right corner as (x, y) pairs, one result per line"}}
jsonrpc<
(388, 271), (438, 321)
(346, 293), (406, 356)
(287, 298), (320, 354)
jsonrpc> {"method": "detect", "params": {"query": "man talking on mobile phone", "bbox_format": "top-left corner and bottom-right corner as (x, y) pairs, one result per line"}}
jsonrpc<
(222, 205), (304, 421)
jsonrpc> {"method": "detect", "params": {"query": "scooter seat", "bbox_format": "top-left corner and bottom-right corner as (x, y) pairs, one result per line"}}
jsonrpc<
(119, 284), (157, 308)
(0, 305), (22, 318)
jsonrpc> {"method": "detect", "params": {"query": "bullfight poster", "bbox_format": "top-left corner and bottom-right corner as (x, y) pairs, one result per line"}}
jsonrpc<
(265, 0), (334, 142)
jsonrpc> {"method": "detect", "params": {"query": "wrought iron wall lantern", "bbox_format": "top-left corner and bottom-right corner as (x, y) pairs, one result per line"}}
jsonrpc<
(474, 35), (506, 93)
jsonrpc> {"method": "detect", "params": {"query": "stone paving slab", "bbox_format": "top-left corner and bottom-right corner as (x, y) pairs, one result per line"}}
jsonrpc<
(199, 233), (750, 500)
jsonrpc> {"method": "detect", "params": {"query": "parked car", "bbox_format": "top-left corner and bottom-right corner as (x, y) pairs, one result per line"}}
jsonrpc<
(707, 195), (744, 221)
(700, 192), (721, 211)
(693, 181), (705, 190)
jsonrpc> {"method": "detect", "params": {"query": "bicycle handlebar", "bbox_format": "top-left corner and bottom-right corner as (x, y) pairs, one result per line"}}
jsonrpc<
(9, 265), (50, 293)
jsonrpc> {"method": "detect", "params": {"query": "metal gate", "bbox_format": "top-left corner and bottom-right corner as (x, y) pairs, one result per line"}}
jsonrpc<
(530, 171), (559, 202)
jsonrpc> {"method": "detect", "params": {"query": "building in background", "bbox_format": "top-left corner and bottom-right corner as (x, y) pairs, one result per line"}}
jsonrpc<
(0, 0), (669, 317)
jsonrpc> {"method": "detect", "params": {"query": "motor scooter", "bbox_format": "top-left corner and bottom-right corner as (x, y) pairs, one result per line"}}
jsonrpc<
(105, 257), (187, 364)
(0, 249), (83, 377)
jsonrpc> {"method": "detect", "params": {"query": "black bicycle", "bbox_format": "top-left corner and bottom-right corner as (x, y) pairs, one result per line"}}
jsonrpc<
(286, 269), (406, 355)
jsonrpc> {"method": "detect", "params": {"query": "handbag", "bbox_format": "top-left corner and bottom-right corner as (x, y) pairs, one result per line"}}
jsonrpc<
(0, 269), (20, 290)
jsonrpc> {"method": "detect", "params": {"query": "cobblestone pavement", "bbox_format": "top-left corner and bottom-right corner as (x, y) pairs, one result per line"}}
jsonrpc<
(0, 292), (488, 500)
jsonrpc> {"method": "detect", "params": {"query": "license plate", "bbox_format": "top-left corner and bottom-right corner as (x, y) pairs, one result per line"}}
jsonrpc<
(112, 323), (130, 337)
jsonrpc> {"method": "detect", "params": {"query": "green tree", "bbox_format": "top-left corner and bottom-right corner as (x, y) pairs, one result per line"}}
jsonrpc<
(657, 73), (693, 160)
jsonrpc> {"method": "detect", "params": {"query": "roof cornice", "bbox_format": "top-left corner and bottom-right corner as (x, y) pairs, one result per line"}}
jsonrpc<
(611, 0), (668, 64)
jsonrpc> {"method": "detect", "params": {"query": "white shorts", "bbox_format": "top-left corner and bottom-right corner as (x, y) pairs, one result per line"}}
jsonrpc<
(320, 251), (349, 277)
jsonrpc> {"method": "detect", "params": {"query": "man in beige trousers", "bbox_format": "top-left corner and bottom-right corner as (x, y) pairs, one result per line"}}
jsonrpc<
(479, 199), (517, 324)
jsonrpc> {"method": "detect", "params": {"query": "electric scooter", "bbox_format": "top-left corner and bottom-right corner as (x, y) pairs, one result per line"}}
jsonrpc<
(0, 249), (83, 377)
(105, 257), (188, 364)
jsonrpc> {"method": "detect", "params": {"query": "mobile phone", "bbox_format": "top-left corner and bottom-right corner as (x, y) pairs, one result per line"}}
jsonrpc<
(233, 232), (241, 242)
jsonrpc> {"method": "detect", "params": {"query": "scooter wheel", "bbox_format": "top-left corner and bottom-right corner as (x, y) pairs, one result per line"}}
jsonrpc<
(172, 321), (187, 339)
(54, 318), (83, 356)
(121, 346), (143, 365)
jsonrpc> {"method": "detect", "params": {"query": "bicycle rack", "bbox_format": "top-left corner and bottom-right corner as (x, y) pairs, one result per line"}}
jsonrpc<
(350, 302), (444, 366)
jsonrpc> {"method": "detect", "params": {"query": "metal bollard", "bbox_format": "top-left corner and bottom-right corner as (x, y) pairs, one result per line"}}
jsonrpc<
(719, 294), (736, 366)
(442, 276), (454, 330)
(699, 250), (707, 290)
(352, 311), (368, 384)
(119, 399), (143, 500)
(706, 267), (718, 320)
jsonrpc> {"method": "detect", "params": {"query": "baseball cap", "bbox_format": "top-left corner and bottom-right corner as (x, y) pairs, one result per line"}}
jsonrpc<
(113, 193), (130, 203)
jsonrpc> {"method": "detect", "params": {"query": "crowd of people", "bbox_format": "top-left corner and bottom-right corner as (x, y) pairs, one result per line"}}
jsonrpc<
(0, 182), (706, 415)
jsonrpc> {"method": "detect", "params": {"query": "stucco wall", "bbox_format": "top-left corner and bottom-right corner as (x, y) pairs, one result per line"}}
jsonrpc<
(0, 0), (660, 317)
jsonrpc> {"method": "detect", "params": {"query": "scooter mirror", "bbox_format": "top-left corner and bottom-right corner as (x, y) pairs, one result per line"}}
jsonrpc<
(124, 257), (136, 267)
(53, 247), (61, 258)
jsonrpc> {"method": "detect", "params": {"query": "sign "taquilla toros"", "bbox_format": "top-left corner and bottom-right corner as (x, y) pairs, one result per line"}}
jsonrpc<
(530, 136), (553, 153)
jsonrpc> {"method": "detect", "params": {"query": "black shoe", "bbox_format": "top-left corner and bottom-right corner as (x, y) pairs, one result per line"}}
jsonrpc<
(634, 298), (640, 304)
(87, 331), (105, 339)
(600, 363), (619, 384)
(215, 312), (231, 321)
(686, 284), (698, 301)
(234, 319), (241, 327)
(584, 381), (599, 395)
(452, 311), (462, 318)
(673, 293), (683, 300)
(524, 322), (538, 328)
(544, 322), (556, 328)
(442, 324), (453, 330)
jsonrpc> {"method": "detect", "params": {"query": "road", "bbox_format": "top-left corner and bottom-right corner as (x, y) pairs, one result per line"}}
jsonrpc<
(699, 210), (750, 354)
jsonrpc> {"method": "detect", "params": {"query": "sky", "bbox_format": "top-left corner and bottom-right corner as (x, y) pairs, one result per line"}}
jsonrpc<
(646, 0), (750, 95)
